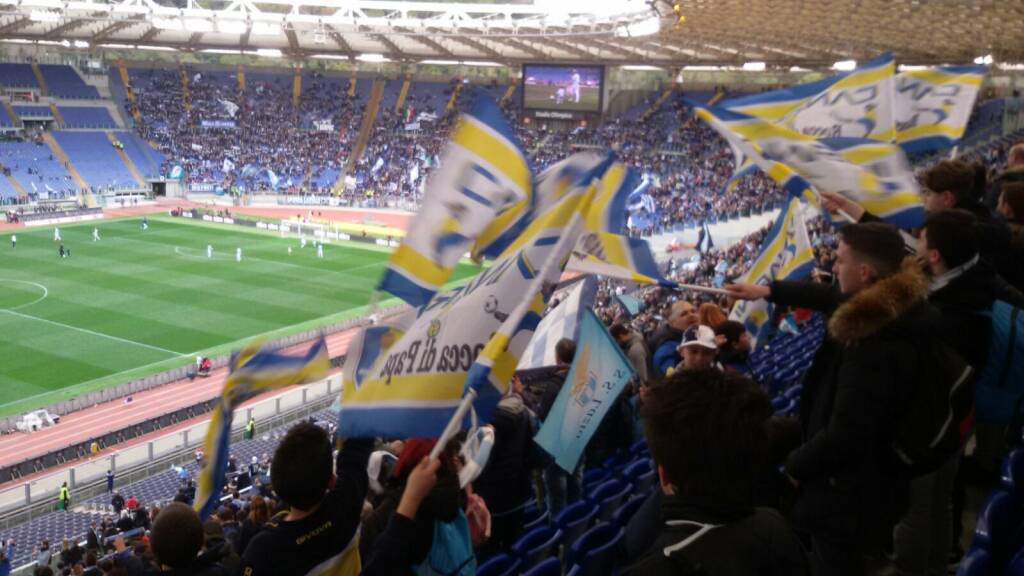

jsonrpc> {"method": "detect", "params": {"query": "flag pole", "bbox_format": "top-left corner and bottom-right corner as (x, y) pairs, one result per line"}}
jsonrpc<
(429, 389), (477, 461)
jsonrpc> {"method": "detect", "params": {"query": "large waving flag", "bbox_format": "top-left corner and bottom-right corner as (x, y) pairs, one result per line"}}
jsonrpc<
(534, 309), (635, 473)
(695, 104), (923, 228)
(894, 65), (986, 153)
(518, 276), (597, 370)
(194, 338), (330, 520)
(566, 232), (675, 286)
(340, 183), (595, 438)
(730, 196), (815, 348)
(720, 54), (897, 141)
(378, 98), (531, 307)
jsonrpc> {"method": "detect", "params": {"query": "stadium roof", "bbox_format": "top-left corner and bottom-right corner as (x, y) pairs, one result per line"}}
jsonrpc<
(1, 0), (1022, 67)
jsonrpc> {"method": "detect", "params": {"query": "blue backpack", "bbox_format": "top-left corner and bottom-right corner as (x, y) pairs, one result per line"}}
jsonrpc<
(974, 300), (1024, 425)
(416, 509), (476, 576)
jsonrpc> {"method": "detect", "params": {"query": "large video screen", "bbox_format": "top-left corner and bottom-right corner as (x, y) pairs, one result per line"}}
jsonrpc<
(522, 64), (604, 114)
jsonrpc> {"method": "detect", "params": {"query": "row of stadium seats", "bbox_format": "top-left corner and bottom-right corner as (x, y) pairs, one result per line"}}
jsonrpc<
(0, 63), (100, 99)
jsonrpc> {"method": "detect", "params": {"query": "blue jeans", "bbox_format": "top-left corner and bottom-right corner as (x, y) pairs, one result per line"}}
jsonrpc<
(544, 461), (582, 517)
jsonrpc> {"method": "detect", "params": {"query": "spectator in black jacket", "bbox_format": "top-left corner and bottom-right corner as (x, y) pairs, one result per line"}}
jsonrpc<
(623, 369), (809, 575)
(535, 339), (583, 517)
(997, 182), (1024, 291)
(919, 209), (1024, 560)
(241, 422), (372, 575)
(474, 377), (544, 560)
(727, 222), (942, 576)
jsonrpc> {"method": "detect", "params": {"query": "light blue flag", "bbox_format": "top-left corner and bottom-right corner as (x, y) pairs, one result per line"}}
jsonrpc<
(534, 309), (635, 473)
(615, 293), (642, 317)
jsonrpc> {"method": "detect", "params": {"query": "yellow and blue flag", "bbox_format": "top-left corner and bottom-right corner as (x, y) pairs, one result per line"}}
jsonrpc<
(534, 309), (635, 473)
(694, 103), (923, 228)
(340, 182), (595, 437)
(194, 338), (330, 520)
(730, 196), (816, 348)
(894, 65), (986, 153)
(378, 97), (531, 307)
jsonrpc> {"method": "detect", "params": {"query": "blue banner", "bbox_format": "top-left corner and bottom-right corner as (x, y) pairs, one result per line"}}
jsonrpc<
(534, 310), (635, 473)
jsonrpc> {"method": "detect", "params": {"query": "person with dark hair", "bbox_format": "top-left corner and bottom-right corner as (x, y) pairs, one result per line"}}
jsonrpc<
(200, 520), (241, 576)
(474, 376), (545, 560)
(715, 320), (753, 374)
(919, 209), (1024, 564)
(726, 222), (944, 576)
(150, 502), (224, 574)
(990, 142), (1024, 207)
(623, 369), (809, 575)
(997, 182), (1024, 291)
(241, 422), (372, 575)
(534, 338), (582, 516)
(610, 323), (650, 384)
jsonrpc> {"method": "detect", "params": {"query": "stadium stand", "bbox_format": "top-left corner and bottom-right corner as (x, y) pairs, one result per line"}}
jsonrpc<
(37, 64), (101, 99)
(0, 63), (38, 89)
(11, 105), (52, 120)
(53, 131), (137, 189)
(57, 107), (118, 130)
(0, 139), (77, 197)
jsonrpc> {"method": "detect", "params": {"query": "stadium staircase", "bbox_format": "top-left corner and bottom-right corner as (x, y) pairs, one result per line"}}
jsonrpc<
(706, 87), (727, 105)
(639, 85), (675, 122)
(116, 60), (142, 123)
(179, 64), (191, 114)
(2, 101), (20, 128)
(3, 170), (27, 198)
(48, 103), (65, 129)
(105, 131), (147, 186)
(500, 80), (518, 104)
(31, 62), (48, 96)
(395, 73), (412, 111)
(291, 67), (302, 108)
(336, 78), (385, 191)
(236, 64), (245, 92)
(446, 81), (464, 112)
(41, 132), (94, 206)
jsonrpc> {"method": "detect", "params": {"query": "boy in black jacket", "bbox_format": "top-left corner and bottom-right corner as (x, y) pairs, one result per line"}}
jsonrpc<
(241, 422), (372, 576)
(624, 369), (809, 576)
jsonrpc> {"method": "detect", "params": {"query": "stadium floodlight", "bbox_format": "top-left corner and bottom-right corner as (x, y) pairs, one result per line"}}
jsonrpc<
(255, 48), (283, 58)
(356, 53), (388, 63)
(202, 48), (242, 54)
(974, 54), (993, 65)
(19, 0), (63, 9)
(789, 66), (811, 72)
(28, 9), (61, 21)
(742, 61), (766, 71)
(72, 40), (89, 48)
(897, 64), (928, 71)
(614, 15), (660, 38)
(622, 65), (663, 71)
(420, 59), (460, 65)
(461, 61), (505, 67)
(832, 60), (857, 71)
(311, 54), (351, 60)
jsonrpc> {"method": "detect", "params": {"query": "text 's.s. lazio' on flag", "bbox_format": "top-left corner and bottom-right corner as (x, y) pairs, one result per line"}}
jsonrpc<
(729, 196), (815, 348)
(894, 65), (986, 153)
(340, 182), (596, 438)
(377, 97), (531, 307)
(534, 309), (635, 474)
(194, 338), (330, 521)
(694, 104), (924, 228)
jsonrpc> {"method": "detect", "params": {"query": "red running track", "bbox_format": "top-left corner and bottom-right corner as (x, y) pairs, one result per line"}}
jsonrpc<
(0, 328), (361, 481)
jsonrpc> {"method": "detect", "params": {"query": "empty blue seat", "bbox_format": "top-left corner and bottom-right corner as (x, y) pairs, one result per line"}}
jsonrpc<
(582, 467), (611, 492)
(971, 491), (1022, 561)
(522, 557), (562, 576)
(611, 494), (647, 527)
(784, 384), (803, 400)
(956, 548), (991, 576)
(567, 522), (625, 575)
(588, 479), (632, 522)
(623, 458), (652, 484)
(1001, 449), (1024, 502)
(476, 553), (521, 576)
(629, 440), (648, 455)
(521, 501), (549, 531)
(555, 501), (599, 550)
(601, 452), (633, 474)
(511, 525), (563, 571)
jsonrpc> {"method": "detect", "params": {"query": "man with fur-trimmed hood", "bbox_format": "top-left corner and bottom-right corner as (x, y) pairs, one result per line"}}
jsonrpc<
(727, 222), (946, 576)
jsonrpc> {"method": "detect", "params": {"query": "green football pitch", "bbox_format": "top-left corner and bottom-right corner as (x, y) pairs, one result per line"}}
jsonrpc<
(0, 216), (479, 417)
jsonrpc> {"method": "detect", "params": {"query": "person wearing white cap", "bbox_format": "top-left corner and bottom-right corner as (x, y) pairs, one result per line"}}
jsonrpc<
(673, 324), (721, 373)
